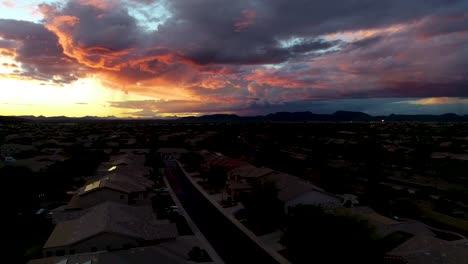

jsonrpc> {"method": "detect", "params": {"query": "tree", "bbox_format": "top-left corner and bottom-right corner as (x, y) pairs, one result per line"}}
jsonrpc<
(392, 198), (422, 218)
(242, 179), (284, 234)
(281, 205), (382, 264)
(445, 187), (468, 205)
(144, 150), (165, 168)
(188, 246), (211, 262)
(180, 152), (204, 172)
(206, 166), (228, 191)
(0, 165), (36, 213)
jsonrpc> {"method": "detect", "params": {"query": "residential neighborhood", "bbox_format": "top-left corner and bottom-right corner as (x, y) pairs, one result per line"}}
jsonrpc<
(173, 148), (467, 264)
(3, 0), (468, 263)
(1, 120), (467, 264)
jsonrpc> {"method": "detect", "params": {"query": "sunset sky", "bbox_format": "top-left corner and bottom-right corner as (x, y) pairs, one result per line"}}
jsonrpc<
(1, 0), (467, 117)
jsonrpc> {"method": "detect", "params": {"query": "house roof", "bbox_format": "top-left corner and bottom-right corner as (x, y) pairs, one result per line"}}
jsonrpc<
(156, 148), (189, 154)
(286, 189), (341, 208)
(264, 172), (322, 202)
(111, 156), (134, 166)
(391, 236), (468, 264)
(31, 237), (217, 264)
(228, 165), (275, 179)
(78, 173), (149, 197)
(44, 202), (177, 249)
(208, 157), (247, 171)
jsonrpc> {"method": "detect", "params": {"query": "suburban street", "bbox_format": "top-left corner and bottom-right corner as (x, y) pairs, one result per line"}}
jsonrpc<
(164, 160), (281, 264)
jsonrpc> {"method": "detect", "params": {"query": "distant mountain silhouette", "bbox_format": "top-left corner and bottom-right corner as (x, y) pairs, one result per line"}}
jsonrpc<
(180, 114), (240, 121)
(265, 112), (328, 121)
(177, 111), (468, 122)
(0, 116), (31, 123)
(331, 111), (372, 121)
(2, 111), (468, 123)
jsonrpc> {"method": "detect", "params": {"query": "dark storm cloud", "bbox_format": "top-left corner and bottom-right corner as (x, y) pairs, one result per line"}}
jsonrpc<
(349, 36), (385, 48)
(368, 81), (468, 98)
(43, 1), (144, 51)
(154, 0), (467, 65)
(0, 18), (82, 83)
(1, 0), (468, 114)
(289, 39), (342, 53)
(111, 97), (468, 117)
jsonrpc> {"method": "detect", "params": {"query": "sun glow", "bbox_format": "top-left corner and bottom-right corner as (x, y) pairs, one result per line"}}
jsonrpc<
(0, 76), (153, 117)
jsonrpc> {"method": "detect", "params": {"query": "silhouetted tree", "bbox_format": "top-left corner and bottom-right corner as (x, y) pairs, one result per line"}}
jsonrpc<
(188, 246), (211, 262)
(242, 179), (284, 234)
(206, 166), (228, 191)
(180, 152), (204, 172)
(281, 205), (382, 264)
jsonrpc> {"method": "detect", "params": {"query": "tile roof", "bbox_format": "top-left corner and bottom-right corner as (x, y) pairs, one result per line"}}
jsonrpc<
(44, 202), (177, 249)
(228, 165), (275, 179)
(391, 236), (468, 264)
(264, 172), (322, 202)
(31, 238), (217, 264)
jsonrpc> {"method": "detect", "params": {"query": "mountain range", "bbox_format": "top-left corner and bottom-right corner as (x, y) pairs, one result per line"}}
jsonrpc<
(2, 111), (468, 123)
(178, 111), (468, 122)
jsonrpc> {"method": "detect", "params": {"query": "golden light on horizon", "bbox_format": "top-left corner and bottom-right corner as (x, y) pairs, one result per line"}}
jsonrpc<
(0, 76), (155, 117)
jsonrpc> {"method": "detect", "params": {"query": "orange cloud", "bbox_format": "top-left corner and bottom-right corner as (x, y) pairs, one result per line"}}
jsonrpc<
(44, 14), (141, 72)
(324, 24), (405, 41)
(245, 68), (309, 88)
(406, 97), (468, 105)
(0, 48), (16, 57)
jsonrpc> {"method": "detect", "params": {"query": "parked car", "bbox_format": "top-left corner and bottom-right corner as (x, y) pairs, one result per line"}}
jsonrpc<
(155, 187), (169, 193)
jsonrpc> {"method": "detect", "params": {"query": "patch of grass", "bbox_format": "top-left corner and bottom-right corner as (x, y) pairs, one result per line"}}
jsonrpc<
(422, 209), (468, 236)
(23, 243), (44, 260)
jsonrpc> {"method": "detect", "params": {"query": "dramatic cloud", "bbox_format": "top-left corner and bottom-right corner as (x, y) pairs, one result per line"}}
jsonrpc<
(0, 18), (83, 83)
(234, 9), (256, 32)
(1, 0), (468, 115)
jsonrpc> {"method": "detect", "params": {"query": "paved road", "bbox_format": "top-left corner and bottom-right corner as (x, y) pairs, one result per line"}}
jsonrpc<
(164, 160), (280, 264)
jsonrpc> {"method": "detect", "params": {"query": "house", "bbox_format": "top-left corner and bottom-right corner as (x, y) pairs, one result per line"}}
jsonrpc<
(349, 207), (468, 264)
(224, 162), (341, 209)
(201, 151), (247, 173)
(96, 153), (150, 177)
(225, 165), (276, 200)
(50, 173), (153, 223)
(43, 202), (177, 257)
(63, 152), (153, 212)
(263, 172), (342, 209)
(82, 174), (150, 204)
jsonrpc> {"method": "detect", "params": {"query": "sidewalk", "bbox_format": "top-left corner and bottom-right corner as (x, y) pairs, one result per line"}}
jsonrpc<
(176, 161), (292, 264)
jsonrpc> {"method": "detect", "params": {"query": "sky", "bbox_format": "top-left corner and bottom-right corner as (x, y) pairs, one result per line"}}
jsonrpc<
(0, 0), (467, 117)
